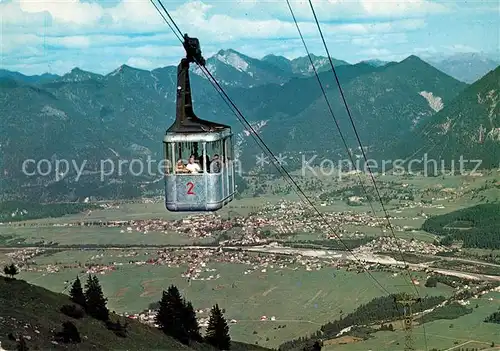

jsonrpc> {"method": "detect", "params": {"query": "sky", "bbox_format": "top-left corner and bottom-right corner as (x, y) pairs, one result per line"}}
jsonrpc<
(0, 0), (498, 75)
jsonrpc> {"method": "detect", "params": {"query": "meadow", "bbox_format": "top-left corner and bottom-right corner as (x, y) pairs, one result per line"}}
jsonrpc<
(2, 172), (499, 349)
(16, 248), (456, 349)
(7, 196), (296, 225)
(0, 194), (456, 247)
(0, 226), (215, 246)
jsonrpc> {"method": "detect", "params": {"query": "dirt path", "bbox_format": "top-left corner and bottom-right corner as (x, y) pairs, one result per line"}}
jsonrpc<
(115, 287), (129, 298)
(262, 286), (277, 296)
(140, 278), (163, 297)
(304, 290), (323, 307)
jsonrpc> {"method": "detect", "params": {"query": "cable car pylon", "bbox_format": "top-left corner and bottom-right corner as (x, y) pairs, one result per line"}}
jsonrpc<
(394, 294), (421, 351)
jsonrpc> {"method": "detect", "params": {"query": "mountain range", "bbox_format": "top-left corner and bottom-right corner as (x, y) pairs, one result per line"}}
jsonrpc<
(427, 53), (499, 84)
(0, 49), (498, 201)
(1, 52), (496, 86)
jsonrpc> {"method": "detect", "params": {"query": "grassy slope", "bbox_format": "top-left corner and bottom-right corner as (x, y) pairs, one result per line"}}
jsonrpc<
(0, 276), (270, 351)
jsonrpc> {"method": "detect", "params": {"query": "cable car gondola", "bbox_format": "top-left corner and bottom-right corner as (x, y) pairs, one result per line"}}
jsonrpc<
(163, 34), (235, 212)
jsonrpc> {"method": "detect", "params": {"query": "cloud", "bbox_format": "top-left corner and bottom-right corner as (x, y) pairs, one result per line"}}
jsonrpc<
(359, 0), (448, 17)
(18, 0), (104, 25)
(216, 0), (448, 21)
(0, 0), (492, 75)
(1, 0), (430, 38)
(126, 57), (156, 69)
(170, 1), (427, 43)
(351, 33), (408, 47)
(0, 0), (427, 59)
(408, 44), (481, 59)
(443, 44), (479, 53)
(358, 48), (393, 60)
(48, 36), (92, 49)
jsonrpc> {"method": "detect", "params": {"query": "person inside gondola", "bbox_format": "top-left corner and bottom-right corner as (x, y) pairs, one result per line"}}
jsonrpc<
(186, 154), (201, 173)
(176, 159), (189, 173)
(209, 154), (222, 173)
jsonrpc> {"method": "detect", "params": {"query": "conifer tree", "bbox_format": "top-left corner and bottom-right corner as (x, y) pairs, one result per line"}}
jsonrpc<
(17, 335), (28, 351)
(70, 276), (86, 308)
(84, 274), (109, 321)
(183, 300), (202, 341)
(4, 263), (19, 279)
(205, 304), (231, 350)
(155, 285), (188, 344)
(312, 340), (322, 350)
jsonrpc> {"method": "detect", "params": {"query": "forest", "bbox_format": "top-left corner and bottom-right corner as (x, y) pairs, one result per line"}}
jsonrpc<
(484, 311), (500, 324)
(421, 204), (500, 249)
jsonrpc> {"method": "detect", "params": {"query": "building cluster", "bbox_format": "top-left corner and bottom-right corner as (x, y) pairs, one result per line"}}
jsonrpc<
(8, 245), (378, 281)
(9, 200), (391, 242)
(119, 306), (242, 329)
(244, 201), (386, 235)
(4, 248), (46, 267)
(353, 236), (451, 255)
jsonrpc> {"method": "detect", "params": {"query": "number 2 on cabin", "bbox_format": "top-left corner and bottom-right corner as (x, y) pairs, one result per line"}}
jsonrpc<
(186, 181), (195, 195)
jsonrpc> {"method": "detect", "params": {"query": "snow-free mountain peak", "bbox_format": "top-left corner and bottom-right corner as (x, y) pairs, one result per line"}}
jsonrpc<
(58, 67), (103, 83)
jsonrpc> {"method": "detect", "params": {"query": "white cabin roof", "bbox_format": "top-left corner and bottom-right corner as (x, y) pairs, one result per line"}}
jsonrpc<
(164, 128), (232, 142)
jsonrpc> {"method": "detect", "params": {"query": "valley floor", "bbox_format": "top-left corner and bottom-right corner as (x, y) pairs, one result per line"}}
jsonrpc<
(1, 173), (500, 350)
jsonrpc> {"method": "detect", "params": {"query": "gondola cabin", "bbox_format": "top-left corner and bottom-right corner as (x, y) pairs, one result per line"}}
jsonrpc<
(163, 130), (236, 211)
(163, 34), (235, 212)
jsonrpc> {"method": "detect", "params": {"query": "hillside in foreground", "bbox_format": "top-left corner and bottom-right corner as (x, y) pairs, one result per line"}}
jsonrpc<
(0, 276), (270, 351)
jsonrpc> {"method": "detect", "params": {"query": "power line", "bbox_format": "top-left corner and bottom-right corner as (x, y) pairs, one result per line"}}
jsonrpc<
(306, 1), (428, 349)
(150, 0), (395, 297)
(150, 1), (278, 184)
(155, 0), (183, 39)
(148, 0), (182, 43)
(306, 0), (413, 287)
(285, 0), (410, 324)
(284, 0), (379, 224)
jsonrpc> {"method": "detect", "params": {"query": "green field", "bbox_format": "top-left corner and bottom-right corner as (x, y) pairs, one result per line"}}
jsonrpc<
(6, 196), (299, 225)
(15, 249), (456, 349)
(0, 196), (456, 248)
(2, 172), (500, 349)
(0, 226), (215, 246)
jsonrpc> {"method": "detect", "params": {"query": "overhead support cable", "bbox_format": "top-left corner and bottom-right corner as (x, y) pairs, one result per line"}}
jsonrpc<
(284, 0), (379, 221)
(306, 1), (429, 349)
(150, 0), (399, 297)
(285, 0), (411, 331)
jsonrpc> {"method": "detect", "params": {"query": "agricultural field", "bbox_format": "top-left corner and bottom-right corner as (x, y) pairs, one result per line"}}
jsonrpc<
(13, 248), (456, 349)
(9, 196), (297, 224)
(0, 226), (215, 246)
(1, 172), (499, 349)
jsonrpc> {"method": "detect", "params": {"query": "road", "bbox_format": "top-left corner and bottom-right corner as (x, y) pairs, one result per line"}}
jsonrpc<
(418, 253), (500, 268)
(234, 245), (500, 282)
(0, 245), (217, 251)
